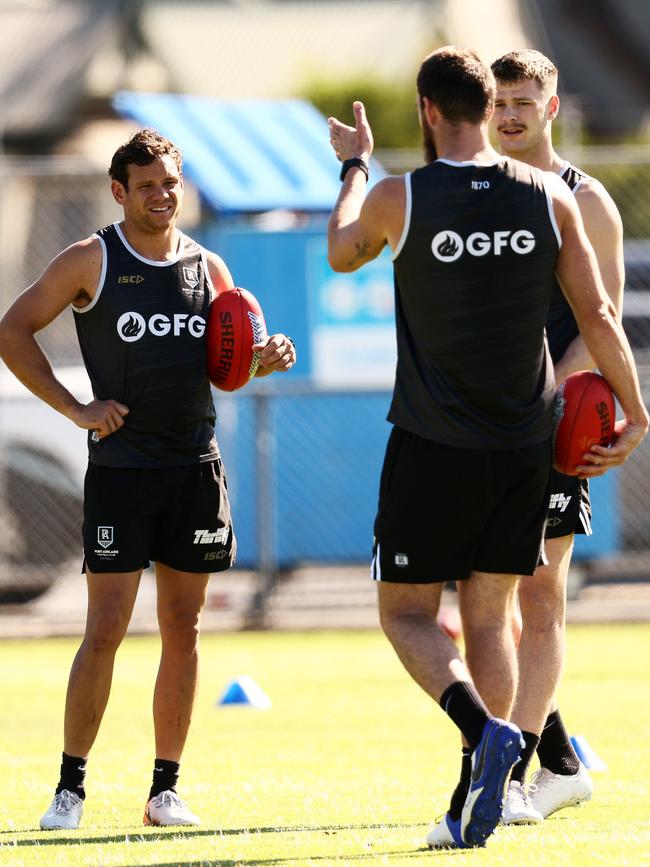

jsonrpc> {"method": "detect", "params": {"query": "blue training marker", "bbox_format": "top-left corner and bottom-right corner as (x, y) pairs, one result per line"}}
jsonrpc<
(217, 675), (272, 709)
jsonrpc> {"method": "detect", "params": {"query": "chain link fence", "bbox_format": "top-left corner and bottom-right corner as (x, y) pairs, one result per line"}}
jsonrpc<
(1, 150), (649, 605)
(0, 159), (111, 600)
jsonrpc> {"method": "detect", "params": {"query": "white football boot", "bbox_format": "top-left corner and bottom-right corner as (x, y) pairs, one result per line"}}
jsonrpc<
(501, 780), (543, 824)
(528, 764), (593, 818)
(39, 790), (83, 830)
(143, 790), (200, 826)
(426, 813), (468, 849)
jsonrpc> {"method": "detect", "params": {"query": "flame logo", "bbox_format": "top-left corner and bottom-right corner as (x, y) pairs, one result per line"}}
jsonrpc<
(121, 315), (142, 337)
(438, 234), (459, 257)
(116, 311), (147, 342)
(431, 230), (464, 262)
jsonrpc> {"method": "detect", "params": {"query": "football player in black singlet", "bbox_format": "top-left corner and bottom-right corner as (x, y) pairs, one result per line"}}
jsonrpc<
(485, 49), (625, 825)
(327, 47), (646, 849)
(0, 130), (296, 830)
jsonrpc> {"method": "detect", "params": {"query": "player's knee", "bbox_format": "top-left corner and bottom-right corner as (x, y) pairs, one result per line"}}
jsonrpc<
(518, 579), (565, 624)
(378, 603), (432, 644)
(463, 621), (506, 651)
(463, 603), (511, 634)
(83, 614), (128, 655)
(518, 592), (564, 640)
(158, 607), (201, 651)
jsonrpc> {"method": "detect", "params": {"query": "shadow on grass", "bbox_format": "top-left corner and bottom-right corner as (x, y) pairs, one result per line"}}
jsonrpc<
(3, 821), (428, 849)
(144, 851), (444, 866)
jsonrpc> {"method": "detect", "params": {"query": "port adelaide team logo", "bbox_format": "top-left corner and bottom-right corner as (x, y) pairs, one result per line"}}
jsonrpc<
(431, 229), (537, 262)
(95, 525), (118, 558)
(97, 526), (114, 548)
(182, 267), (199, 290)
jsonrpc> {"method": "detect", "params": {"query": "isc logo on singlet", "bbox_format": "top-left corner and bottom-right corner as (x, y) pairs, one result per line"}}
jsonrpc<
(431, 229), (536, 263)
(116, 311), (206, 343)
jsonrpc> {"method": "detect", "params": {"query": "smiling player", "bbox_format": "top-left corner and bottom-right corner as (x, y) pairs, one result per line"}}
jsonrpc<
(0, 129), (295, 830)
(489, 49), (625, 823)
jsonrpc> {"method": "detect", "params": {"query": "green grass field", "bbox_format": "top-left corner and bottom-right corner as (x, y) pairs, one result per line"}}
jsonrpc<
(1, 624), (649, 866)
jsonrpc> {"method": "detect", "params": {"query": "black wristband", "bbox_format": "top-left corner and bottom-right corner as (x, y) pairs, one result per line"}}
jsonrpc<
(340, 157), (369, 183)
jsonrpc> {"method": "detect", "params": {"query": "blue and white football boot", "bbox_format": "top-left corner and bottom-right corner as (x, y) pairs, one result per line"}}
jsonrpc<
(461, 718), (524, 846)
(426, 812), (469, 849)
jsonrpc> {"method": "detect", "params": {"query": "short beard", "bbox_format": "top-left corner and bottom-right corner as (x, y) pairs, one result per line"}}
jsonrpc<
(422, 128), (437, 164)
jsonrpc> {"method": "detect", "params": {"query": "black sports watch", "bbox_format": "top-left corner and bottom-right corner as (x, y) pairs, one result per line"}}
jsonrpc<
(340, 157), (369, 182)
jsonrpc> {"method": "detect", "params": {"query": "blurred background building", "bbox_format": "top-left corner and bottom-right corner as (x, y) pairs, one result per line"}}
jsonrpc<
(1, 0), (649, 626)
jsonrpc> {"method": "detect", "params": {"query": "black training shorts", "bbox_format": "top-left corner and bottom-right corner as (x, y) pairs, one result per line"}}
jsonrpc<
(83, 459), (236, 574)
(371, 427), (552, 583)
(545, 469), (591, 539)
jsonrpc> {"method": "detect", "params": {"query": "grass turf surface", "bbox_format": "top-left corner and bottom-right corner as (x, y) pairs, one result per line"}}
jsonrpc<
(1, 624), (649, 865)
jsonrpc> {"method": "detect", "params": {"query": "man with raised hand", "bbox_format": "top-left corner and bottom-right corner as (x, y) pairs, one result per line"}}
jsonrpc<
(326, 46), (646, 849)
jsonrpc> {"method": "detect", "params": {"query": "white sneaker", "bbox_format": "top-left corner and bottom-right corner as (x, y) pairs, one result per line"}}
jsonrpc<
(528, 764), (593, 818)
(39, 790), (83, 830)
(501, 780), (543, 825)
(426, 813), (468, 849)
(143, 790), (200, 826)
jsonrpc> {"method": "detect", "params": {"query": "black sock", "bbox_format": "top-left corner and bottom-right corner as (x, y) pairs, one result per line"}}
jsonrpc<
(448, 747), (472, 821)
(56, 752), (87, 800)
(149, 759), (180, 800)
(536, 709), (580, 775)
(510, 731), (540, 784)
(439, 681), (490, 752)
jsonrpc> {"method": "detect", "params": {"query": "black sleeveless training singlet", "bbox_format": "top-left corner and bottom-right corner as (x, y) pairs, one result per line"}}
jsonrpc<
(73, 223), (219, 468)
(389, 157), (560, 449)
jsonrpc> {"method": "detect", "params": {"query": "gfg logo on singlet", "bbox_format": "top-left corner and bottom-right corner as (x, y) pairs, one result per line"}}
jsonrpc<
(431, 229), (536, 262)
(116, 311), (206, 342)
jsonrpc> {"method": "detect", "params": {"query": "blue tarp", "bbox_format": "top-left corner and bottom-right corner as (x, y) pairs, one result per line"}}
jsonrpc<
(113, 91), (384, 214)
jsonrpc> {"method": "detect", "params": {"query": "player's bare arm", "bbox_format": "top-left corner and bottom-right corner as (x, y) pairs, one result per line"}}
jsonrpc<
(577, 178), (625, 315)
(550, 176), (648, 472)
(205, 248), (295, 375)
(328, 177), (405, 272)
(0, 238), (129, 437)
(553, 177), (625, 384)
(205, 249), (235, 297)
(327, 101), (405, 271)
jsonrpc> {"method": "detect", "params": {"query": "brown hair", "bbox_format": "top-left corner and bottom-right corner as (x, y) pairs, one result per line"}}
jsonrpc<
(491, 49), (558, 96)
(416, 46), (495, 124)
(109, 129), (183, 189)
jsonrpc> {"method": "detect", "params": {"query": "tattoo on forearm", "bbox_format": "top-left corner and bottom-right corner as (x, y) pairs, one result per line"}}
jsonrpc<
(347, 239), (371, 268)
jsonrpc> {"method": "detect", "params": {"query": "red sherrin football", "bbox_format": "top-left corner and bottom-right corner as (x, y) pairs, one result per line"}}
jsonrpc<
(206, 288), (267, 391)
(553, 371), (615, 475)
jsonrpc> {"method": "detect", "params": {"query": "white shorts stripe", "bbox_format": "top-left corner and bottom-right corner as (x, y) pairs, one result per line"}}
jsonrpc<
(578, 501), (593, 535)
(371, 543), (382, 581)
